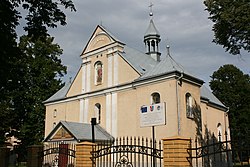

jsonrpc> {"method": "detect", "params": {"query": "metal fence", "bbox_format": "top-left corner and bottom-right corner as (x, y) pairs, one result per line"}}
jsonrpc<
(91, 136), (163, 167)
(42, 142), (76, 167)
(189, 132), (250, 167)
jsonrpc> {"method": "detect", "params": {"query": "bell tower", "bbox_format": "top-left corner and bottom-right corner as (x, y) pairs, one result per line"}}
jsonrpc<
(144, 3), (161, 61)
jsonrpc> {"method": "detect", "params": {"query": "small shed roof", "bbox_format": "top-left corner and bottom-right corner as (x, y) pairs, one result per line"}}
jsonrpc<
(44, 121), (114, 143)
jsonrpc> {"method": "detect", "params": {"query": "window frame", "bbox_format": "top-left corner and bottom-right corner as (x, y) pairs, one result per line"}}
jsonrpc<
(95, 103), (101, 124)
(94, 61), (103, 85)
(151, 92), (161, 104)
(186, 93), (194, 119)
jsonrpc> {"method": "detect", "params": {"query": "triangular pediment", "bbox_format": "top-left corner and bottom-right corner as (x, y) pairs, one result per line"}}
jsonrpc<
(51, 126), (74, 140)
(44, 122), (76, 142)
(82, 25), (121, 55)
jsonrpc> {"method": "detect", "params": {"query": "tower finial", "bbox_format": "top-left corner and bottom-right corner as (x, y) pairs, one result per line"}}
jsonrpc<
(149, 2), (154, 17)
(166, 44), (170, 56)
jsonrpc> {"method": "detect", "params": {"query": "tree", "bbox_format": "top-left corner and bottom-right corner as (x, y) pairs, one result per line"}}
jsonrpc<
(0, 0), (25, 145)
(204, 0), (250, 55)
(0, 0), (75, 147)
(209, 64), (250, 143)
(15, 36), (66, 160)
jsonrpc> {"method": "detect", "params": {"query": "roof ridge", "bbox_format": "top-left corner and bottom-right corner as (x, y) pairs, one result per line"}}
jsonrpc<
(167, 54), (184, 73)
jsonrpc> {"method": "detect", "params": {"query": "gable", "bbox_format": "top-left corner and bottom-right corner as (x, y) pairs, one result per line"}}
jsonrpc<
(44, 121), (114, 142)
(82, 26), (116, 54)
(52, 127), (74, 140)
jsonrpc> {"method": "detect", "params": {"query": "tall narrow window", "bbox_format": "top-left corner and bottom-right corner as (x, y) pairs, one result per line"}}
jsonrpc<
(217, 123), (222, 140)
(53, 109), (57, 118)
(151, 40), (156, 52)
(95, 61), (103, 85)
(53, 122), (56, 128)
(151, 92), (160, 104)
(95, 103), (101, 124)
(186, 93), (194, 118)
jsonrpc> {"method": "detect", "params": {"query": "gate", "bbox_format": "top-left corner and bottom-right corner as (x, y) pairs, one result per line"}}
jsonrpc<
(42, 142), (75, 167)
(92, 137), (163, 167)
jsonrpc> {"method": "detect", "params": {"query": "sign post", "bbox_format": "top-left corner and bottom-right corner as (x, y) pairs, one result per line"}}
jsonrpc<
(140, 102), (166, 167)
(152, 125), (156, 167)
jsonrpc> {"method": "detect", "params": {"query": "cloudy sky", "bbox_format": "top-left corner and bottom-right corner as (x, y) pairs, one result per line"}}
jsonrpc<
(45, 0), (250, 87)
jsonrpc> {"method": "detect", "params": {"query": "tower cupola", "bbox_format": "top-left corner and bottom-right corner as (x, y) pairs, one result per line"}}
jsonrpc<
(144, 3), (161, 61)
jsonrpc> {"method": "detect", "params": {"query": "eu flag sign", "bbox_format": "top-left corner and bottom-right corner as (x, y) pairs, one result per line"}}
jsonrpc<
(140, 103), (166, 127)
(141, 106), (147, 113)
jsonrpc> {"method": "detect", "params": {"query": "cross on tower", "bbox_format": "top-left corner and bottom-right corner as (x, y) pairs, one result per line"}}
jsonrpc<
(149, 2), (153, 17)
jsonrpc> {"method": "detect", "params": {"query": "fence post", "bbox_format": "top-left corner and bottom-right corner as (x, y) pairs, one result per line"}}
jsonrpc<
(0, 147), (10, 167)
(75, 142), (96, 167)
(27, 145), (43, 167)
(162, 136), (191, 167)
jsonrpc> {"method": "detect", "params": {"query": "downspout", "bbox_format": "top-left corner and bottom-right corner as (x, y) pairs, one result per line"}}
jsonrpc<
(176, 72), (183, 136)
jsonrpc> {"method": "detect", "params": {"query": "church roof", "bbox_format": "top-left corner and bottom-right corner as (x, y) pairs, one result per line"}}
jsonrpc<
(44, 121), (114, 142)
(138, 53), (195, 80)
(144, 19), (160, 38)
(120, 45), (158, 74)
(200, 85), (227, 109)
(43, 81), (71, 103)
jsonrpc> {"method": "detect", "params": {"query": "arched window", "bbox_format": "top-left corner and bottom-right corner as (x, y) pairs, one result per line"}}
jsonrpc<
(217, 123), (222, 141)
(147, 41), (150, 52)
(94, 61), (103, 85)
(95, 103), (101, 124)
(186, 93), (194, 118)
(151, 40), (156, 52)
(151, 92), (160, 104)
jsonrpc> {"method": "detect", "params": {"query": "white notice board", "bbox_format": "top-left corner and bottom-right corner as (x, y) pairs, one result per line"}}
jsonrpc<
(140, 102), (166, 127)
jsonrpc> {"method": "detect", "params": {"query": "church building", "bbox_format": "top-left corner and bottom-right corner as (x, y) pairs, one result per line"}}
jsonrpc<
(43, 12), (229, 143)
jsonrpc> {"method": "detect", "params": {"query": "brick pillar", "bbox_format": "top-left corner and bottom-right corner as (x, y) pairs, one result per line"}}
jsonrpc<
(162, 136), (191, 167)
(75, 142), (96, 167)
(0, 147), (10, 167)
(27, 145), (43, 167)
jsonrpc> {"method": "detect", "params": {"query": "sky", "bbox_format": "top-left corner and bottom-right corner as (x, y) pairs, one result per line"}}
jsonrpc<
(27, 0), (250, 87)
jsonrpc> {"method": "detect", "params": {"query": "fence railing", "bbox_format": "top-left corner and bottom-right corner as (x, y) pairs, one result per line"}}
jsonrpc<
(1, 133), (249, 167)
(42, 141), (76, 167)
(189, 132), (250, 167)
(91, 136), (163, 167)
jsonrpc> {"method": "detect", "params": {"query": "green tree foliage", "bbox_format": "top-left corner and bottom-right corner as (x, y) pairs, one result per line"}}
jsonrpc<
(0, 1), (22, 145)
(210, 64), (250, 142)
(15, 36), (66, 159)
(17, 35), (66, 143)
(204, 0), (250, 55)
(0, 0), (75, 148)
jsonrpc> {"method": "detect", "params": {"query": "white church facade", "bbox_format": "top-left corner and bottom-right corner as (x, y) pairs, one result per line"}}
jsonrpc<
(43, 16), (229, 143)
